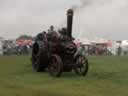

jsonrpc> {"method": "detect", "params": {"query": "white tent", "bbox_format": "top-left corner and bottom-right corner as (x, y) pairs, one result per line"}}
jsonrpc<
(120, 40), (128, 55)
(0, 37), (4, 55)
(0, 40), (3, 55)
(80, 39), (92, 45)
(121, 40), (128, 46)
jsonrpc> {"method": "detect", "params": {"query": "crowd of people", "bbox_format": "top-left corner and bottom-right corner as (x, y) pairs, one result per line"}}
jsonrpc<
(3, 44), (32, 55)
(1, 26), (128, 56)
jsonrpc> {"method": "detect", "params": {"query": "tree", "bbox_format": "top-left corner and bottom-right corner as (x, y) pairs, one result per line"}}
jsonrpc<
(16, 35), (33, 40)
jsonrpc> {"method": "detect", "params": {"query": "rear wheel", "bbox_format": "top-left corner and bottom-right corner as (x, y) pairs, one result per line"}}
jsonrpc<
(74, 55), (88, 76)
(32, 53), (43, 72)
(48, 54), (63, 77)
(32, 43), (48, 72)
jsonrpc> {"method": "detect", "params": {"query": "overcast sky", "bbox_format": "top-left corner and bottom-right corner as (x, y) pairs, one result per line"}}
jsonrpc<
(0, 0), (128, 40)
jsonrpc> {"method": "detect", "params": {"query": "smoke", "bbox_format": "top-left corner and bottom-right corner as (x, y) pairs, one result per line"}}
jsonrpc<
(71, 0), (128, 40)
(71, 0), (91, 12)
(58, 0), (91, 28)
(71, 0), (108, 12)
(0, 0), (128, 40)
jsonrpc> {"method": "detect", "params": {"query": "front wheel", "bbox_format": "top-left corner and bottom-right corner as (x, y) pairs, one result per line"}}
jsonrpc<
(74, 55), (89, 76)
(48, 54), (63, 77)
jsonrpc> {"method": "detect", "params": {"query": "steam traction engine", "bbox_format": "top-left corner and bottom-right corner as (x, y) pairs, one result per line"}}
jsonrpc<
(31, 9), (88, 77)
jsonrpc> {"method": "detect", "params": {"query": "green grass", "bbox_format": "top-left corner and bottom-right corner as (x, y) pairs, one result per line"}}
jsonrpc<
(0, 55), (128, 96)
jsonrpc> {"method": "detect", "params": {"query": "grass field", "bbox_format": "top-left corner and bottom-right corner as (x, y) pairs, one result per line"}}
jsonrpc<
(0, 55), (128, 96)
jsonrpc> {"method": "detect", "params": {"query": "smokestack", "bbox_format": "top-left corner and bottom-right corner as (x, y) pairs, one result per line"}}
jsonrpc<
(67, 9), (74, 38)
